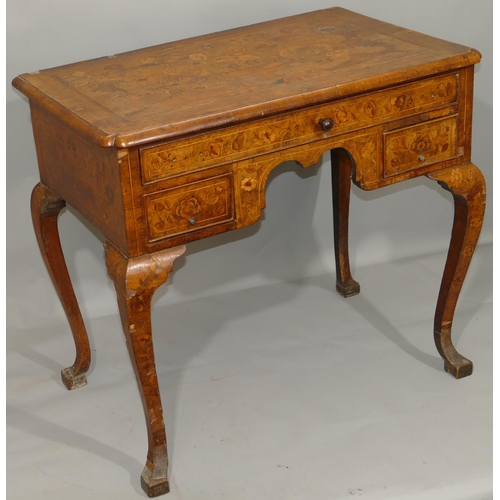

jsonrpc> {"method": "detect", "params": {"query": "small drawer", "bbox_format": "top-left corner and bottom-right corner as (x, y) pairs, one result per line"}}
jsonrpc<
(144, 173), (234, 242)
(383, 115), (458, 177)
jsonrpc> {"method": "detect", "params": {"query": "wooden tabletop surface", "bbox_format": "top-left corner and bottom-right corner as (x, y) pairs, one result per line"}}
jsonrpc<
(13, 7), (480, 148)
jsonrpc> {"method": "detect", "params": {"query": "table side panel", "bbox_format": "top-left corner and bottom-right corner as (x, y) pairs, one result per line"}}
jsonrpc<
(29, 103), (130, 255)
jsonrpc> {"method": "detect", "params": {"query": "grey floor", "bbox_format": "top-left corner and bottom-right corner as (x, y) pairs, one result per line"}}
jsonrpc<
(7, 245), (492, 500)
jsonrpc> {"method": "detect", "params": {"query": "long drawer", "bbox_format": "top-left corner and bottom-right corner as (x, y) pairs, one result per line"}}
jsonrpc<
(139, 73), (459, 184)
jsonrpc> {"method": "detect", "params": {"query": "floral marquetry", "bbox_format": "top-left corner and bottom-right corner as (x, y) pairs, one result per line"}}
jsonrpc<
(241, 177), (258, 192)
(234, 129), (381, 227)
(145, 174), (234, 241)
(140, 73), (459, 184)
(384, 115), (458, 177)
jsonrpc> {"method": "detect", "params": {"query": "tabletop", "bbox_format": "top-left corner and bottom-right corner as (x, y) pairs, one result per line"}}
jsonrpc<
(12, 7), (479, 149)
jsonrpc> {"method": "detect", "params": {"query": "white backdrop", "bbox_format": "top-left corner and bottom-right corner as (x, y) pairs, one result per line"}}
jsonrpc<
(6, 0), (492, 330)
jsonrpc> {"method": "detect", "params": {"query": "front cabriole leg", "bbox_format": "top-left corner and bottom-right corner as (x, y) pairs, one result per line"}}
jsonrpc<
(427, 163), (486, 379)
(105, 241), (186, 497)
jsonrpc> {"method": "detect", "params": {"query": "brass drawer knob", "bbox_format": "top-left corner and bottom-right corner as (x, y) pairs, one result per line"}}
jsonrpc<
(318, 118), (334, 132)
(418, 155), (426, 162)
(189, 218), (196, 225)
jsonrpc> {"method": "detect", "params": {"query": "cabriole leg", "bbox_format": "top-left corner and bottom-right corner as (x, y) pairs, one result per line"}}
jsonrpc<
(105, 241), (186, 497)
(427, 163), (486, 378)
(31, 182), (91, 390)
(331, 149), (360, 298)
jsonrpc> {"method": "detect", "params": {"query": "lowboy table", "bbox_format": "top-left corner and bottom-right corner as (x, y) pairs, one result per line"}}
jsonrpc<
(13, 8), (486, 497)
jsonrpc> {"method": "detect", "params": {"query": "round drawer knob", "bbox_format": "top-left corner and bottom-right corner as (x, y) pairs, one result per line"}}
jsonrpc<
(418, 155), (426, 162)
(188, 218), (196, 225)
(318, 118), (334, 132)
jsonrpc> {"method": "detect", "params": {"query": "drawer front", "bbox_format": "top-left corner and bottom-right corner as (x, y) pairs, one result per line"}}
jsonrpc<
(384, 115), (458, 177)
(145, 174), (234, 242)
(140, 73), (458, 183)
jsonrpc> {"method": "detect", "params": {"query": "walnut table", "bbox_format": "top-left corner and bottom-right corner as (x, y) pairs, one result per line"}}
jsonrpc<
(13, 8), (485, 497)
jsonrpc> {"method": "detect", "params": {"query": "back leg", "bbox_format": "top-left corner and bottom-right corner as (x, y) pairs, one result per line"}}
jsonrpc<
(331, 149), (360, 298)
(31, 182), (91, 389)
